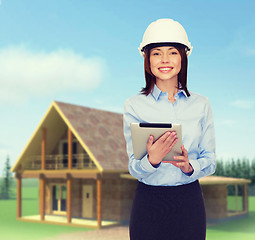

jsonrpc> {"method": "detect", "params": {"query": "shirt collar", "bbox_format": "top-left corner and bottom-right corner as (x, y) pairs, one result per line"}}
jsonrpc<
(151, 84), (162, 101)
(178, 89), (188, 98)
(151, 84), (188, 101)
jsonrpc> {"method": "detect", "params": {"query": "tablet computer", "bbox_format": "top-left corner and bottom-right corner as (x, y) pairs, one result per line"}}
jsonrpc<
(130, 123), (182, 161)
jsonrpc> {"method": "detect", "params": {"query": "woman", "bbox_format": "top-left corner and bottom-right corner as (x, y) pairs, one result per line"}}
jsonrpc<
(123, 19), (216, 240)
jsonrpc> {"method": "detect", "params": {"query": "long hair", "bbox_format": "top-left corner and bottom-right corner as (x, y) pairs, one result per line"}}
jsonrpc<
(140, 43), (190, 97)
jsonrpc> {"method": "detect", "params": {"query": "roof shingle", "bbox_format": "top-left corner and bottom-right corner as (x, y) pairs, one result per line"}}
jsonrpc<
(55, 101), (129, 171)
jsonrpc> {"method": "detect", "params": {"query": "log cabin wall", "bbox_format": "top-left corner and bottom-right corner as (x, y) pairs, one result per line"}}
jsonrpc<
(201, 184), (228, 220)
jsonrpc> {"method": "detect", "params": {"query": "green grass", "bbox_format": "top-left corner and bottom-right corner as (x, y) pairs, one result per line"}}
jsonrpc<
(0, 181), (91, 240)
(227, 196), (244, 212)
(206, 197), (255, 240)
(1, 181), (255, 240)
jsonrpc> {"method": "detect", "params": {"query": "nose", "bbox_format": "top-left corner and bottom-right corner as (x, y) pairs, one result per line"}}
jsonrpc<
(161, 53), (169, 63)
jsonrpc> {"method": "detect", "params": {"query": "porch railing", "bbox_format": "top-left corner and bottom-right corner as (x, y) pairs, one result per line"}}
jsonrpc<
(24, 153), (97, 170)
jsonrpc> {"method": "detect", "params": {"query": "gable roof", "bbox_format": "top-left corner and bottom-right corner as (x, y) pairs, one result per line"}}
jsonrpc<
(11, 101), (129, 173)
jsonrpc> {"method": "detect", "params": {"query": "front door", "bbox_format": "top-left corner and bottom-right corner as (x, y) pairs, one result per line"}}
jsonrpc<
(82, 185), (93, 218)
(52, 184), (67, 214)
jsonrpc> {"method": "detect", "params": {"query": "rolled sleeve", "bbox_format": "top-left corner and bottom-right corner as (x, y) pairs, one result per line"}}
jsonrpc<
(188, 159), (201, 179)
(140, 155), (159, 172)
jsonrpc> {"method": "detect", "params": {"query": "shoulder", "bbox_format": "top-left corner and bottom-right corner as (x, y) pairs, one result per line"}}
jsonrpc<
(124, 93), (150, 107)
(188, 92), (211, 105)
(188, 92), (213, 117)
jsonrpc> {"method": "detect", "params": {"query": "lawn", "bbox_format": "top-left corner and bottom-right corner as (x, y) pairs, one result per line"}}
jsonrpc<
(206, 196), (255, 240)
(1, 179), (255, 240)
(0, 179), (91, 240)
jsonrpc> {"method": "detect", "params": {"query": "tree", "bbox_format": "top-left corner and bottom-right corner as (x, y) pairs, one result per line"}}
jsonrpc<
(224, 160), (231, 177)
(241, 158), (249, 179)
(214, 159), (224, 176)
(230, 158), (237, 178)
(250, 158), (255, 185)
(0, 155), (13, 199)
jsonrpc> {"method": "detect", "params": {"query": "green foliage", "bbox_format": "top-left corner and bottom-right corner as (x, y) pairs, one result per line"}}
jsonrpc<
(250, 159), (255, 185)
(0, 156), (13, 199)
(214, 159), (225, 176)
(214, 157), (255, 182)
(214, 158), (255, 196)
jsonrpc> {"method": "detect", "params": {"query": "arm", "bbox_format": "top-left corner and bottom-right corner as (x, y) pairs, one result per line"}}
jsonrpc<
(186, 99), (216, 179)
(123, 99), (178, 180)
(123, 99), (158, 180)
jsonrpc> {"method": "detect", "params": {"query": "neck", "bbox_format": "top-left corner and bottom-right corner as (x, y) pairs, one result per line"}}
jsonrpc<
(156, 78), (178, 98)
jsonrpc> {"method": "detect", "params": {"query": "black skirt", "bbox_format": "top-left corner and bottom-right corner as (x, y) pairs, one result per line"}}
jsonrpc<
(129, 180), (206, 240)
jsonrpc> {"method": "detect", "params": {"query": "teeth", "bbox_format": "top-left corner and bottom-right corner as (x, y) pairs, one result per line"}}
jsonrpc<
(159, 68), (171, 71)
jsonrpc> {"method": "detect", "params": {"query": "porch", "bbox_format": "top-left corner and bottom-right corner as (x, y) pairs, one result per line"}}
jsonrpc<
(21, 214), (119, 228)
(16, 173), (104, 228)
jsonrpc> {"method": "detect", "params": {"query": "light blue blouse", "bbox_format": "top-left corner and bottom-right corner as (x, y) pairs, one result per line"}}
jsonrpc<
(123, 85), (216, 186)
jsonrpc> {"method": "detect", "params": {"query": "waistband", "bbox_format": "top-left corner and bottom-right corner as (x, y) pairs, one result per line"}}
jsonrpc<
(137, 180), (200, 194)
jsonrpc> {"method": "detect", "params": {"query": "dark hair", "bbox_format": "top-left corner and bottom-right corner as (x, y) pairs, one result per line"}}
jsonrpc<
(140, 43), (190, 97)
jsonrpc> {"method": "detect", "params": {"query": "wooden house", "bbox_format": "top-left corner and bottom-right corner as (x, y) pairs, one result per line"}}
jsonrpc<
(11, 101), (251, 228)
(11, 101), (137, 228)
(199, 176), (251, 223)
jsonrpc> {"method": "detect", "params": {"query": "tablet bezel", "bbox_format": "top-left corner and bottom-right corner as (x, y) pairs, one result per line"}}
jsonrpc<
(130, 123), (182, 161)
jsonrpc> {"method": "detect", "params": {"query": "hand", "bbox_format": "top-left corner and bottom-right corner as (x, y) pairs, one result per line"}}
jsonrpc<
(169, 145), (193, 174)
(147, 131), (178, 166)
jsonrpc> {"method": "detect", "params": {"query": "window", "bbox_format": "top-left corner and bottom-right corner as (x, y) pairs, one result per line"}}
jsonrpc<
(227, 184), (245, 216)
(52, 184), (67, 214)
(59, 139), (78, 168)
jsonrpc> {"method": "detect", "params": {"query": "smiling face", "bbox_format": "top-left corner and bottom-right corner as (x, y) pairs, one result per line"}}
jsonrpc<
(149, 46), (182, 84)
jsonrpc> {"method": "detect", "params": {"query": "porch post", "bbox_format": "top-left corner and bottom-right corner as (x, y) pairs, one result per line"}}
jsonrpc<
(41, 128), (47, 170)
(243, 184), (248, 212)
(67, 174), (72, 223)
(16, 175), (22, 218)
(68, 128), (72, 170)
(97, 176), (102, 228)
(39, 174), (45, 221)
(235, 184), (238, 212)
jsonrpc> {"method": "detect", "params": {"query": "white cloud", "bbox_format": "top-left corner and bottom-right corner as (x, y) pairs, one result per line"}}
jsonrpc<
(230, 100), (254, 109)
(0, 46), (106, 106)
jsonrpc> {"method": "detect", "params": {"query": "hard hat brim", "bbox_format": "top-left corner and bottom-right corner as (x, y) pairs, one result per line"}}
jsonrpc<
(139, 42), (192, 57)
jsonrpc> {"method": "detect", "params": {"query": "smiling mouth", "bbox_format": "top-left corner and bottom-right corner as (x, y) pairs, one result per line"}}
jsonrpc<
(158, 67), (173, 72)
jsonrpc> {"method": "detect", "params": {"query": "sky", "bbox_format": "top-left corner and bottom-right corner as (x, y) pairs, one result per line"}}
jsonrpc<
(0, 0), (255, 176)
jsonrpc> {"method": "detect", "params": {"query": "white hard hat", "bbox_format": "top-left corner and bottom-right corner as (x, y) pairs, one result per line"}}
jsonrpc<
(138, 19), (193, 57)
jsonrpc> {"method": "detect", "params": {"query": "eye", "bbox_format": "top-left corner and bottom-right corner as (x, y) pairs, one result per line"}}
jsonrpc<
(151, 52), (160, 56)
(170, 51), (178, 55)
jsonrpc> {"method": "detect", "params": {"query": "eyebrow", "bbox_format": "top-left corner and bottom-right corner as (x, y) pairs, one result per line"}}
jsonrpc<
(152, 47), (175, 51)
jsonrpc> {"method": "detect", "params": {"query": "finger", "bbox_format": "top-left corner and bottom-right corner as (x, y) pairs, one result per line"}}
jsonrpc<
(176, 162), (187, 167)
(182, 145), (188, 157)
(163, 133), (177, 147)
(157, 131), (172, 143)
(169, 138), (178, 148)
(163, 138), (178, 154)
(147, 135), (154, 149)
(163, 160), (182, 164)
(173, 156), (186, 161)
(167, 161), (183, 168)
(160, 138), (178, 156)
